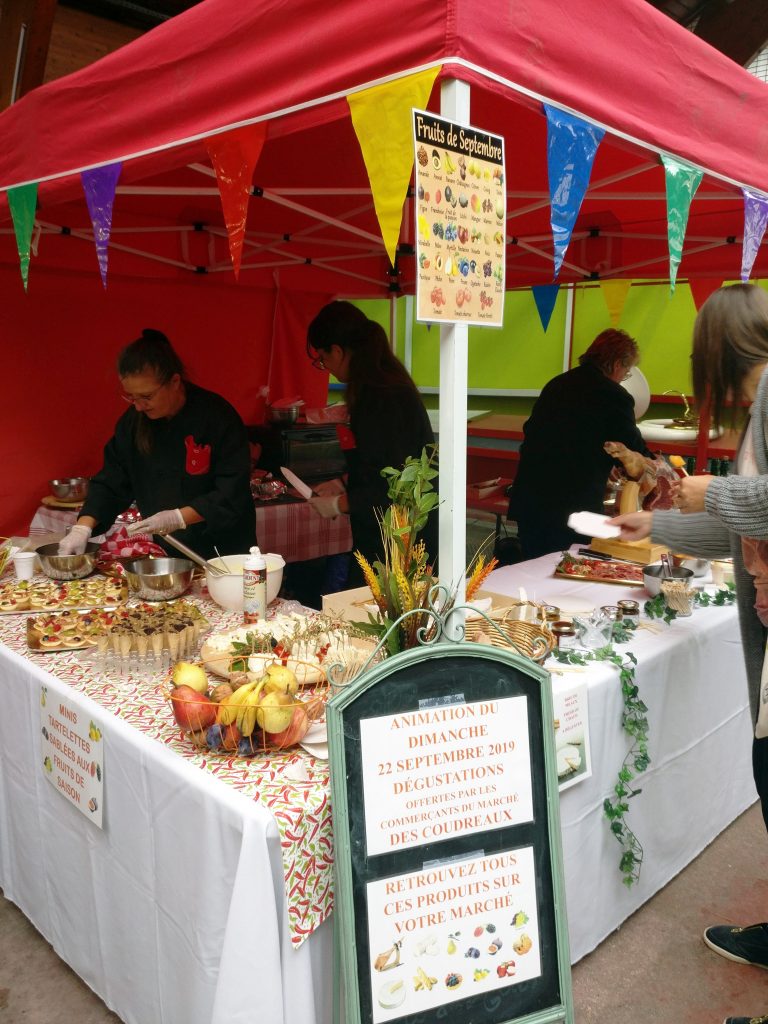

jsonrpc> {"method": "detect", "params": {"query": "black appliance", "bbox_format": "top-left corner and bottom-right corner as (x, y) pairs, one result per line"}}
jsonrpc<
(249, 423), (347, 484)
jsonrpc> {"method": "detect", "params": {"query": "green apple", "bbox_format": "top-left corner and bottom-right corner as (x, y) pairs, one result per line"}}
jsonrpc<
(264, 663), (299, 696)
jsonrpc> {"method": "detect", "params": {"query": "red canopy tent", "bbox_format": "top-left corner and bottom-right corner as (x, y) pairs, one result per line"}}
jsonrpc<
(1, 0), (767, 535)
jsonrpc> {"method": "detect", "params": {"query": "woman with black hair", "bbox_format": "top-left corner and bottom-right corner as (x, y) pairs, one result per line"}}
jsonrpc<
(58, 329), (256, 559)
(306, 301), (436, 585)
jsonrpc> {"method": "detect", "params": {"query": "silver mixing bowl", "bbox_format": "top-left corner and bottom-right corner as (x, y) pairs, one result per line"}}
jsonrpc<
(123, 557), (194, 601)
(36, 541), (100, 580)
(49, 477), (89, 502)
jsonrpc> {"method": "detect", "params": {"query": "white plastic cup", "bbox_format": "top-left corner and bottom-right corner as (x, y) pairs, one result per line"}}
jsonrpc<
(13, 552), (37, 581)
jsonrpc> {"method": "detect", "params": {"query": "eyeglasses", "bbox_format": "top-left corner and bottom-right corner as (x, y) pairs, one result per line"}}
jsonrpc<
(310, 352), (326, 371)
(121, 383), (166, 405)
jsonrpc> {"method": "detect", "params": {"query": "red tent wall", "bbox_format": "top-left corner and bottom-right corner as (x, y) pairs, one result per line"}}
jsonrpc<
(0, 270), (327, 536)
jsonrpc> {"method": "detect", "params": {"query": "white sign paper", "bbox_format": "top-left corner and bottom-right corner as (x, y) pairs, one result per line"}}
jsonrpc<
(360, 696), (533, 856)
(551, 678), (591, 792)
(366, 846), (541, 1022)
(40, 686), (104, 828)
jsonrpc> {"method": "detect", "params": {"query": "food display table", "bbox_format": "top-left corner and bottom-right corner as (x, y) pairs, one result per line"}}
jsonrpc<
(0, 581), (334, 1024)
(28, 498), (353, 565)
(0, 551), (756, 1024)
(486, 550), (756, 959)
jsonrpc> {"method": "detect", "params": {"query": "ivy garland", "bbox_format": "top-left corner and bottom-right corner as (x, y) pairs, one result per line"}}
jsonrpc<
(550, 582), (737, 888)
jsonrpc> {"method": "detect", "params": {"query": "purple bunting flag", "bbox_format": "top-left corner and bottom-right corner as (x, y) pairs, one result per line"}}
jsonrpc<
(544, 105), (604, 280)
(531, 283), (560, 332)
(81, 162), (122, 288)
(741, 188), (768, 283)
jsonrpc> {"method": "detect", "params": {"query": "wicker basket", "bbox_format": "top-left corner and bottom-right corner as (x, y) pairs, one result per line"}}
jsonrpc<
(464, 607), (556, 663)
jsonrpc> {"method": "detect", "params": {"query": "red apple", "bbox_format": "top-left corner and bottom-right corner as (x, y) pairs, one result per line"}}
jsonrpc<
(267, 705), (310, 749)
(170, 685), (217, 733)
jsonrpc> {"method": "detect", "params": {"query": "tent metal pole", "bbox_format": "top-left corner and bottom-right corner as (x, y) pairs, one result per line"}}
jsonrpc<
(439, 78), (470, 633)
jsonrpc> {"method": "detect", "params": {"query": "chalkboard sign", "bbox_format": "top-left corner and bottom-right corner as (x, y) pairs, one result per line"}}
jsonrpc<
(328, 642), (573, 1024)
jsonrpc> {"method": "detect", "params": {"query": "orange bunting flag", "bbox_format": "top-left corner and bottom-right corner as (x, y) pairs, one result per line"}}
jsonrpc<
(205, 123), (267, 279)
(599, 279), (631, 326)
(688, 278), (724, 311)
(348, 66), (441, 267)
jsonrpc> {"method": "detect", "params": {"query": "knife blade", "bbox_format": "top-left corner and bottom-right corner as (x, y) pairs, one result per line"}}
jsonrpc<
(280, 466), (314, 500)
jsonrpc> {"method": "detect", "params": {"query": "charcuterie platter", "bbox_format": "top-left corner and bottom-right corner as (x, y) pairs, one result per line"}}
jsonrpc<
(554, 552), (645, 586)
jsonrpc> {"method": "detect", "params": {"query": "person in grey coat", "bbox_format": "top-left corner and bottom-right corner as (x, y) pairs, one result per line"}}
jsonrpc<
(614, 284), (768, 1023)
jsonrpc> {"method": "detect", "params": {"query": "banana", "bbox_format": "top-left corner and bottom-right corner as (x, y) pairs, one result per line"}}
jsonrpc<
(444, 152), (456, 173)
(235, 679), (264, 733)
(219, 680), (258, 727)
(239, 682), (267, 737)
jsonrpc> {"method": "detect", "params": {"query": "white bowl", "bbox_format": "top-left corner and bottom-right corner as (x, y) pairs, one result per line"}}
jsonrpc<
(642, 562), (693, 597)
(204, 552), (286, 611)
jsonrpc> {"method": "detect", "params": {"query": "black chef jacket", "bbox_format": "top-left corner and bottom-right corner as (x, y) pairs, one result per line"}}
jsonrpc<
(81, 383), (256, 558)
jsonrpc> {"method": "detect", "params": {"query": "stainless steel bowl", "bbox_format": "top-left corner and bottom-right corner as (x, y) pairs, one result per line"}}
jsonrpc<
(267, 405), (300, 424)
(671, 553), (709, 577)
(36, 541), (100, 580)
(643, 563), (694, 597)
(49, 477), (89, 502)
(123, 557), (194, 601)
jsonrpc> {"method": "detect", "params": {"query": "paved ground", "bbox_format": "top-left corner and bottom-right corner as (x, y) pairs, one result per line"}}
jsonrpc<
(0, 802), (766, 1022)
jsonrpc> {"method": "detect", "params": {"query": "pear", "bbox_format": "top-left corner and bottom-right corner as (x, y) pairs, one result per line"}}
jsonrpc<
(171, 661), (208, 694)
(264, 663), (299, 696)
(256, 691), (294, 734)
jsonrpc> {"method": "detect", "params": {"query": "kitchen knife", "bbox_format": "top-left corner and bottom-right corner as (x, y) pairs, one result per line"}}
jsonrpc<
(280, 466), (314, 500)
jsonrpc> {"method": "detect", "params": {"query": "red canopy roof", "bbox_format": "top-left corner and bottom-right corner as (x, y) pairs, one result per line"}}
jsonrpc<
(2, 0), (768, 291)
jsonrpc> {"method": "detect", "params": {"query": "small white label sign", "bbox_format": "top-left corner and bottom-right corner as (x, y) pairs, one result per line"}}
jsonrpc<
(360, 696), (533, 856)
(40, 686), (104, 828)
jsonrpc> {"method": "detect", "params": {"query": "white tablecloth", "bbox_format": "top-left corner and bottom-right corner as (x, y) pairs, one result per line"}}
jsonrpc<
(486, 551), (756, 961)
(0, 640), (332, 1024)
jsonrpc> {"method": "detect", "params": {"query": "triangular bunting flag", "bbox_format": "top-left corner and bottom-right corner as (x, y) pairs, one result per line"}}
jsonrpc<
(7, 182), (38, 291)
(348, 66), (441, 266)
(688, 278), (723, 311)
(206, 123), (268, 279)
(544, 105), (604, 280)
(741, 187), (768, 282)
(531, 284), (560, 332)
(599, 279), (631, 326)
(662, 155), (703, 294)
(81, 162), (122, 288)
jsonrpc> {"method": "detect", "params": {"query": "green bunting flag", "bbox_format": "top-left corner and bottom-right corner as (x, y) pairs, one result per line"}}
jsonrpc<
(662, 155), (702, 294)
(7, 182), (38, 291)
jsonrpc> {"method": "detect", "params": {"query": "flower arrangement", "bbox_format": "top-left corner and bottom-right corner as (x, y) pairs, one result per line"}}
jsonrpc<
(353, 448), (498, 654)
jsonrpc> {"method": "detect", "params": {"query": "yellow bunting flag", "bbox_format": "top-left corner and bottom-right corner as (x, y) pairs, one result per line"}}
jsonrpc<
(348, 66), (441, 267)
(205, 123), (267, 279)
(599, 279), (631, 326)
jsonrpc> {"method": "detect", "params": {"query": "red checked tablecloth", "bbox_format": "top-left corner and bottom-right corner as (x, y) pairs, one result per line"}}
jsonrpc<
(29, 502), (353, 564)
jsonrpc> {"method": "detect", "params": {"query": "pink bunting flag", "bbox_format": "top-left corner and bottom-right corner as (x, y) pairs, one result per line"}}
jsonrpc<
(7, 182), (38, 291)
(81, 163), (122, 288)
(205, 124), (267, 279)
(741, 188), (768, 282)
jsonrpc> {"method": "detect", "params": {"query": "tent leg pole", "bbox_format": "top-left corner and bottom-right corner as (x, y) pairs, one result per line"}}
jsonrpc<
(439, 78), (470, 637)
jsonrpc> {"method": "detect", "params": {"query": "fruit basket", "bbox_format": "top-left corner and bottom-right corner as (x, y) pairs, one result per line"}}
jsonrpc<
(166, 654), (330, 757)
(464, 608), (556, 664)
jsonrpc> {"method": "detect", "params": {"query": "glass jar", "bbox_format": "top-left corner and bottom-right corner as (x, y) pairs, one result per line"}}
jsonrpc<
(617, 599), (640, 624)
(550, 621), (577, 649)
(600, 605), (621, 622)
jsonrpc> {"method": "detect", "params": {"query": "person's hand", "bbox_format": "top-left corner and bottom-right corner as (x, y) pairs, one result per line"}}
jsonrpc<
(308, 494), (342, 518)
(126, 509), (186, 536)
(58, 524), (93, 555)
(312, 478), (346, 497)
(670, 474), (713, 514)
(611, 511), (653, 542)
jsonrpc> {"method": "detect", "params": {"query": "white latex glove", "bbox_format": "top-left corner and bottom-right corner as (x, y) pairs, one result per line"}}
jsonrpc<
(309, 494), (342, 519)
(126, 509), (186, 537)
(58, 524), (93, 555)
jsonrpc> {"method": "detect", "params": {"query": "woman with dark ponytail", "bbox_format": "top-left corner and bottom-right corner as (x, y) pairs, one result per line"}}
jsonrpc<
(306, 301), (436, 584)
(58, 329), (256, 559)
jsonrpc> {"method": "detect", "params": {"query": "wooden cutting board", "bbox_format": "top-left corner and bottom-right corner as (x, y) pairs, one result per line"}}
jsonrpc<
(589, 536), (668, 565)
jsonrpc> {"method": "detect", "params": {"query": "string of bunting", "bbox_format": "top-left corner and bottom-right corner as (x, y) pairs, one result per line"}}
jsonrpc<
(5, 70), (768, 299)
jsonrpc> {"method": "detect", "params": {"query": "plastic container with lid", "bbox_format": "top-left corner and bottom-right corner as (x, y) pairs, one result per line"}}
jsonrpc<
(243, 546), (267, 624)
